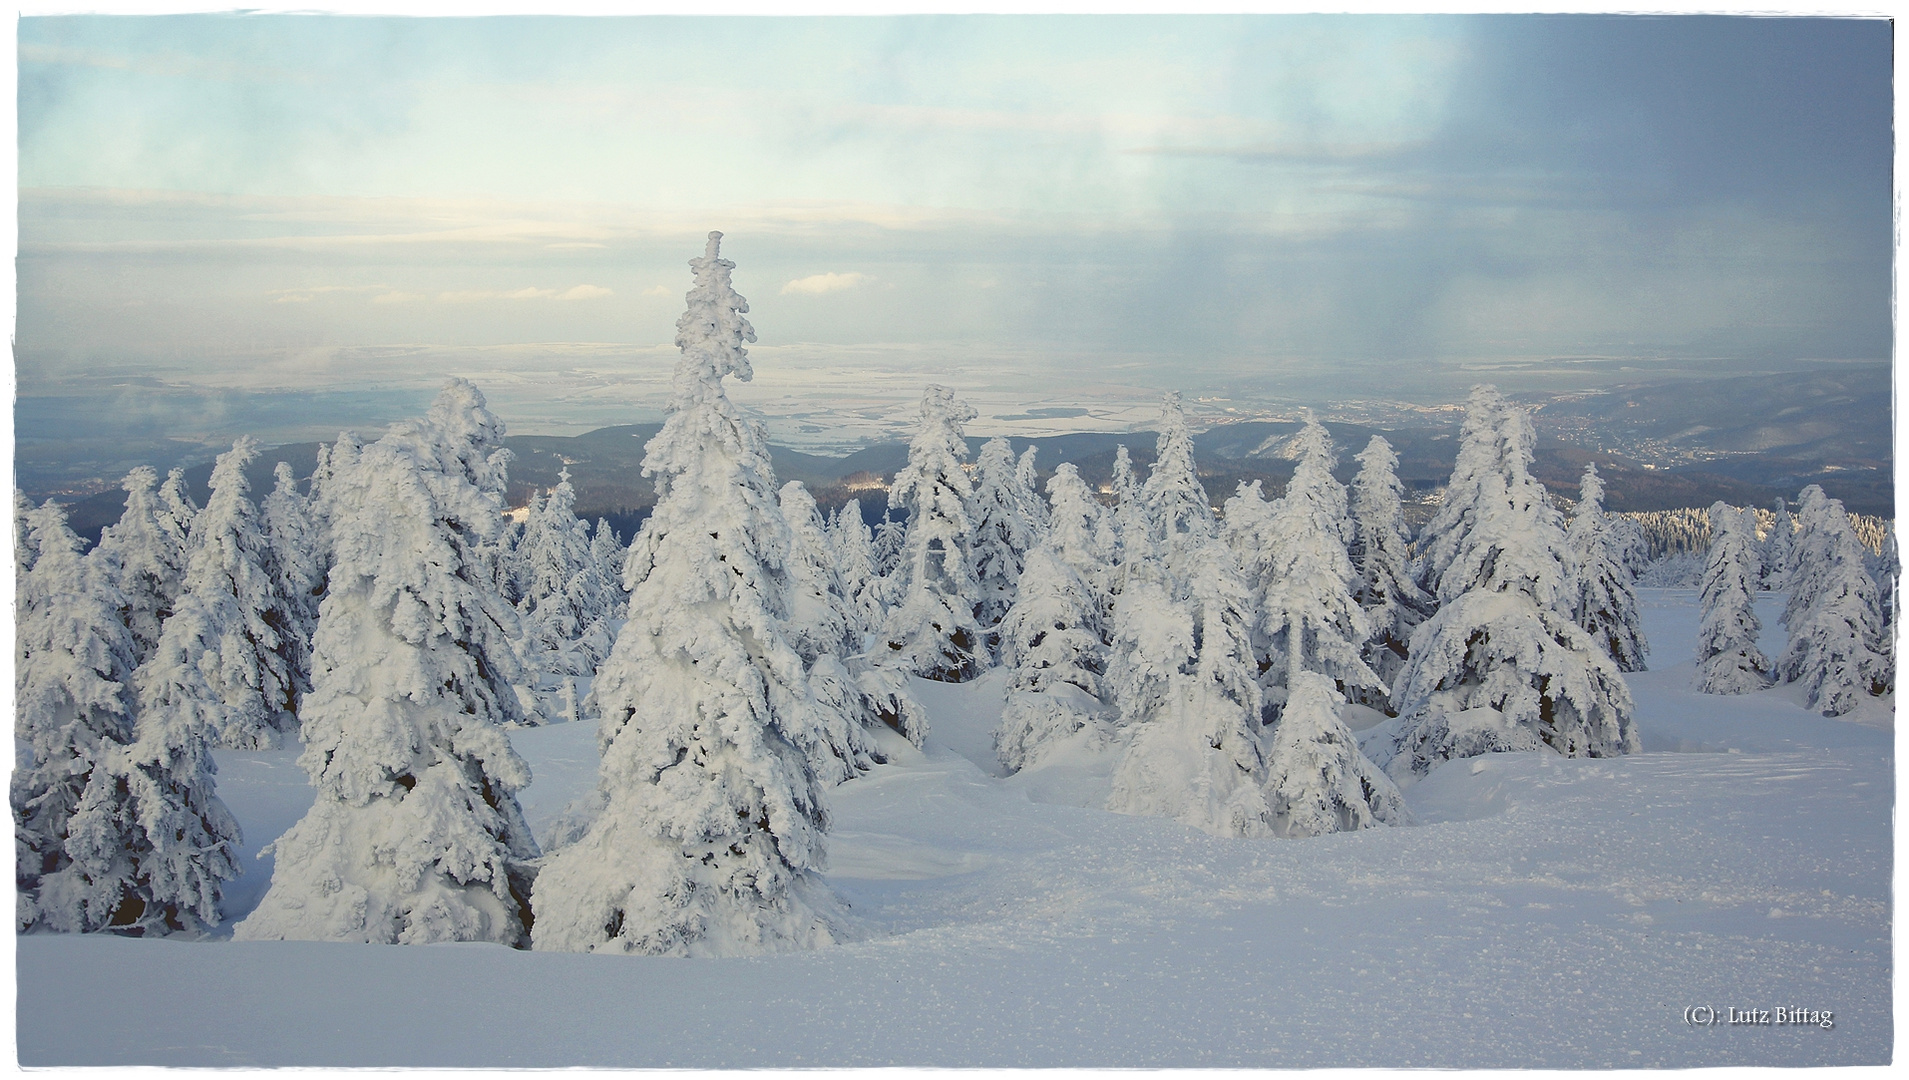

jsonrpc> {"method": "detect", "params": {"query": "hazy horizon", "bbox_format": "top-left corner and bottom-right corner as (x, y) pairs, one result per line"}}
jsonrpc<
(17, 13), (1892, 445)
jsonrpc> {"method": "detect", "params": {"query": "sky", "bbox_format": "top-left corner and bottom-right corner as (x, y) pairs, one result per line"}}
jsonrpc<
(13, 11), (1896, 440)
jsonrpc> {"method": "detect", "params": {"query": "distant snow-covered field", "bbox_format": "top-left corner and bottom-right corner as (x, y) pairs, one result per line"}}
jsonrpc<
(15, 589), (1891, 1067)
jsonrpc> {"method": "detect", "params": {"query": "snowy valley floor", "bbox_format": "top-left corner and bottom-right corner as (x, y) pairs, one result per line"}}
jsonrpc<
(15, 589), (1893, 1067)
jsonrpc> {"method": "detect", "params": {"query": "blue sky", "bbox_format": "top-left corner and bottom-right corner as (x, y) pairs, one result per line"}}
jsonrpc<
(14, 13), (1894, 431)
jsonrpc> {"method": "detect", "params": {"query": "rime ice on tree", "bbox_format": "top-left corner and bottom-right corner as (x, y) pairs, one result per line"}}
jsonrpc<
(1348, 435), (1430, 706)
(1565, 464), (1649, 672)
(880, 385), (985, 682)
(970, 437), (1042, 644)
(13, 501), (139, 932)
(1382, 386), (1637, 782)
(1775, 486), (1889, 716)
(235, 381), (538, 947)
(91, 467), (190, 665)
(1694, 502), (1769, 695)
(531, 234), (846, 956)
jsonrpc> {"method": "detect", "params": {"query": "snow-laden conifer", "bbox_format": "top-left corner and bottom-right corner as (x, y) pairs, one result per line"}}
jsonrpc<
(13, 501), (138, 932)
(1761, 497), (1795, 591)
(92, 467), (190, 664)
(993, 544), (1108, 773)
(1413, 385), (1513, 601)
(1694, 502), (1769, 695)
(780, 481), (889, 779)
(516, 469), (618, 682)
(532, 233), (846, 956)
(1260, 671), (1407, 837)
(1348, 435), (1430, 702)
(1383, 389), (1637, 781)
(1043, 462), (1114, 622)
(970, 437), (1041, 637)
(1231, 417), (1382, 705)
(880, 385), (984, 682)
(147, 438), (297, 750)
(1106, 538), (1271, 838)
(1565, 464), (1649, 672)
(159, 467), (199, 543)
(1775, 486), (1889, 715)
(261, 461), (321, 715)
(1016, 446), (1048, 534)
(871, 509), (907, 579)
(235, 380), (538, 947)
(830, 499), (885, 638)
(1107, 444), (1149, 595)
(1141, 392), (1216, 580)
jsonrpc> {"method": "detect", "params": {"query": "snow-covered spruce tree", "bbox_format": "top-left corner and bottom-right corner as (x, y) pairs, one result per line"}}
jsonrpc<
(1383, 390), (1637, 782)
(779, 480), (888, 780)
(1565, 464), (1649, 672)
(92, 466), (191, 664)
(146, 437), (297, 750)
(65, 447), (268, 933)
(1107, 443), (1150, 595)
(1233, 417), (1383, 705)
(1694, 502), (1769, 695)
(829, 499), (886, 639)
(1774, 486), (1889, 716)
(261, 461), (322, 716)
(1348, 435), (1431, 705)
(516, 468), (618, 682)
(993, 544), (1109, 773)
(1142, 391), (1216, 580)
(1413, 384), (1514, 602)
(1261, 671), (1406, 837)
(158, 467), (200, 544)
(880, 385), (985, 682)
(1761, 497), (1795, 591)
(235, 380), (538, 947)
(870, 509), (907, 579)
(1043, 462), (1115, 623)
(1106, 538), (1272, 838)
(970, 437), (1042, 639)
(13, 501), (139, 932)
(532, 233), (846, 956)
(1224, 420), (1402, 836)
(1016, 446), (1049, 534)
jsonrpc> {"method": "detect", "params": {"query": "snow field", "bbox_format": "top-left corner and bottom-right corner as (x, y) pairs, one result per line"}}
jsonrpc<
(14, 589), (1891, 1066)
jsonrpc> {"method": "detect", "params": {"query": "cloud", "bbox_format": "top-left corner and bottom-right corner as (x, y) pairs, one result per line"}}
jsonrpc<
(434, 285), (609, 303)
(641, 285), (676, 297)
(781, 272), (870, 296)
(558, 284), (613, 300)
(370, 291), (427, 305)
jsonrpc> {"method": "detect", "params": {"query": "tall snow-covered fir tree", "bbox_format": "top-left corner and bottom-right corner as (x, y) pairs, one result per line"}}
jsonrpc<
(1694, 502), (1769, 695)
(1565, 463), (1649, 672)
(532, 233), (846, 957)
(1042, 462), (1115, 623)
(260, 460), (322, 716)
(1382, 387), (1637, 782)
(515, 469), (619, 684)
(1223, 419), (1402, 836)
(1775, 486), (1889, 716)
(13, 500), (139, 932)
(235, 380), (539, 947)
(830, 499), (886, 638)
(1141, 392), (1216, 580)
(993, 544), (1109, 773)
(151, 437), (297, 750)
(1229, 417), (1382, 705)
(969, 437), (1042, 639)
(91, 466), (191, 665)
(1107, 443), (1149, 595)
(1348, 435), (1430, 705)
(1106, 538), (1273, 838)
(1413, 384), (1515, 602)
(779, 480), (894, 777)
(1761, 497), (1795, 591)
(880, 385), (985, 682)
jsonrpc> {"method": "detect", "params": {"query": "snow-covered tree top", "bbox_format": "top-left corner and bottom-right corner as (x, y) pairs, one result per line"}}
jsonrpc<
(672, 231), (758, 402)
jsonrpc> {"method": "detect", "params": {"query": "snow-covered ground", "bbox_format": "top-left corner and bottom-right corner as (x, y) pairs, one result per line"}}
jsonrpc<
(15, 589), (1892, 1066)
